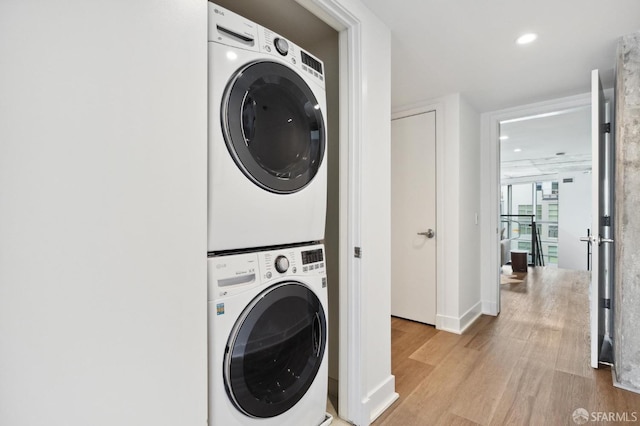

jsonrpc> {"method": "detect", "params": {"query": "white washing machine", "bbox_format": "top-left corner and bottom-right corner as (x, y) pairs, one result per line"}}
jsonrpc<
(208, 243), (330, 426)
(208, 3), (328, 253)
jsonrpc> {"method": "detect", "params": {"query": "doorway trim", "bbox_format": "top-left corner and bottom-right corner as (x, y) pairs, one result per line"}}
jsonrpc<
(295, 0), (365, 423)
(479, 93), (592, 315)
(391, 102), (445, 329)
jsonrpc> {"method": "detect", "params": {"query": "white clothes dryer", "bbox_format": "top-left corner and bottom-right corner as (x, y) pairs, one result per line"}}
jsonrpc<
(208, 3), (328, 252)
(208, 243), (329, 426)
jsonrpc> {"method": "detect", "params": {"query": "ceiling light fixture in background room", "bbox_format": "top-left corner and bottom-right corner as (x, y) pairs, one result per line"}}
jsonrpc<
(516, 33), (538, 45)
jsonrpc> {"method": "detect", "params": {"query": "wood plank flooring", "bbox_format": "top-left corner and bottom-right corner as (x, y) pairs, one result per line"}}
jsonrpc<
(373, 267), (640, 426)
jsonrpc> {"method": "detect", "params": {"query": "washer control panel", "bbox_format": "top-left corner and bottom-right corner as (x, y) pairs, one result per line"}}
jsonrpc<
(209, 244), (326, 300)
(259, 27), (325, 87)
(260, 244), (325, 280)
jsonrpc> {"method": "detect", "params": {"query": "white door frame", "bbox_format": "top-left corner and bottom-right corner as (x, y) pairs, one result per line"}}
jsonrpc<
(295, 0), (364, 423)
(479, 93), (592, 315)
(391, 103), (446, 329)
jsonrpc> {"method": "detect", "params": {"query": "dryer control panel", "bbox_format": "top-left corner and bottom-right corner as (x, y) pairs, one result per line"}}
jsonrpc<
(208, 2), (325, 89)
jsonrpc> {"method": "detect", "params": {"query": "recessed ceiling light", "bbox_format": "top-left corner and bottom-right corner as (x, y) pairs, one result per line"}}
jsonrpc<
(499, 135), (509, 140)
(556, 152), (565, 156)
(514, 148), (522, 152)
(516, 33), (538, 45)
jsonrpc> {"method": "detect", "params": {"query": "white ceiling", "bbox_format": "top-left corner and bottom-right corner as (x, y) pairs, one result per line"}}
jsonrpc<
(358, 0), (640, 112)
(499, 106), (592, 180)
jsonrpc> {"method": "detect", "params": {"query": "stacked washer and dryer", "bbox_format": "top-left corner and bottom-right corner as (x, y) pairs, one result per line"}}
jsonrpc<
(207, 3), (331, 426)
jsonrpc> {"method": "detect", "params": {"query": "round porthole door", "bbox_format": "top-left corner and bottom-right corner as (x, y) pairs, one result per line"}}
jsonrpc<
(223, 282), (327, 418)
(221, 61), (326, 194)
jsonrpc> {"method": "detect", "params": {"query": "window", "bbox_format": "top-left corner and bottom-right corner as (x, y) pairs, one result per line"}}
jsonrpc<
(548, 203), (559, 222)
(518, 204), (533, 216)
(536, 204), (542, 220)
(515, 205), (533, 236)
(548, 225), (558, 238)
(518, 241), (531, 251)
(548, 245), (558, 263)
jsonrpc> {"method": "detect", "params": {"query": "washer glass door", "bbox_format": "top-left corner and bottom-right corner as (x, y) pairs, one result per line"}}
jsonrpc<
(224, 282), (327, 418)
(222, 61), (325, 194)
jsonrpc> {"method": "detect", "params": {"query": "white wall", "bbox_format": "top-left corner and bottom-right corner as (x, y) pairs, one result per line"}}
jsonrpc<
(558, 172), (591, 270)
(437, 94), (462, 331)
(426, 94), (482, 333)
(458, 96), (482, 321)
(0, 2), (207, 425)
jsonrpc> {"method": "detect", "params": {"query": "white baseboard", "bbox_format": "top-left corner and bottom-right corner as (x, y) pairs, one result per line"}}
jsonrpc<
(436, 302), (483, 334)
(363, 375), (398, 424)
(482, 300), (499, 316)
(459, 302), (482, 333)
(436, 314), (460, 334)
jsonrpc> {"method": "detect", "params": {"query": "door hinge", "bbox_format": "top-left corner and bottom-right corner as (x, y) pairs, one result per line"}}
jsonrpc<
(602, 215), (611, 227)
(354, 247), (362, 258)
(601, 298), (611, 309)
(603, 122), (611, 134)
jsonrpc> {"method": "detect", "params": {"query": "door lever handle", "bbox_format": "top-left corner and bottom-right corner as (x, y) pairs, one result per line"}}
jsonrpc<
(418, 229), (435, 238)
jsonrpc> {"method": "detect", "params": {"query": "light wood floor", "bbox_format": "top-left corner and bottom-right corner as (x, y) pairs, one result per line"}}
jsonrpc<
(373, 267), (640, 426)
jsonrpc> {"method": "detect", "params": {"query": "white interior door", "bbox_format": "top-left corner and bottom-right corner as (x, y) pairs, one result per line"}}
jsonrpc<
(391, 111), (437, 325)
(588, 69), (613, 368)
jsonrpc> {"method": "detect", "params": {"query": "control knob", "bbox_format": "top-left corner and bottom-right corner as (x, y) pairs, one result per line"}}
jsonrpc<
(274, 37), (289, 56)
(275, 255), (289, 273)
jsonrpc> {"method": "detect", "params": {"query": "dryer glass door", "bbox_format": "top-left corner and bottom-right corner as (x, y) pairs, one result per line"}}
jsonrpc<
(224, 282), (327, 418)
(222, 61), (325, 194)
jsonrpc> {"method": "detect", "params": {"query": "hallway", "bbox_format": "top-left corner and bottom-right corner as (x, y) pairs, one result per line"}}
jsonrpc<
(375, 267), (640, 425)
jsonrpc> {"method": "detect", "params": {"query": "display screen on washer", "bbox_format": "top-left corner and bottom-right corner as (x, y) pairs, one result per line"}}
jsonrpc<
(301, 51), (323, 75)
(222, 61), (325, 194)
(301, 248), (324, 265)
(224, 282), (326, 418)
